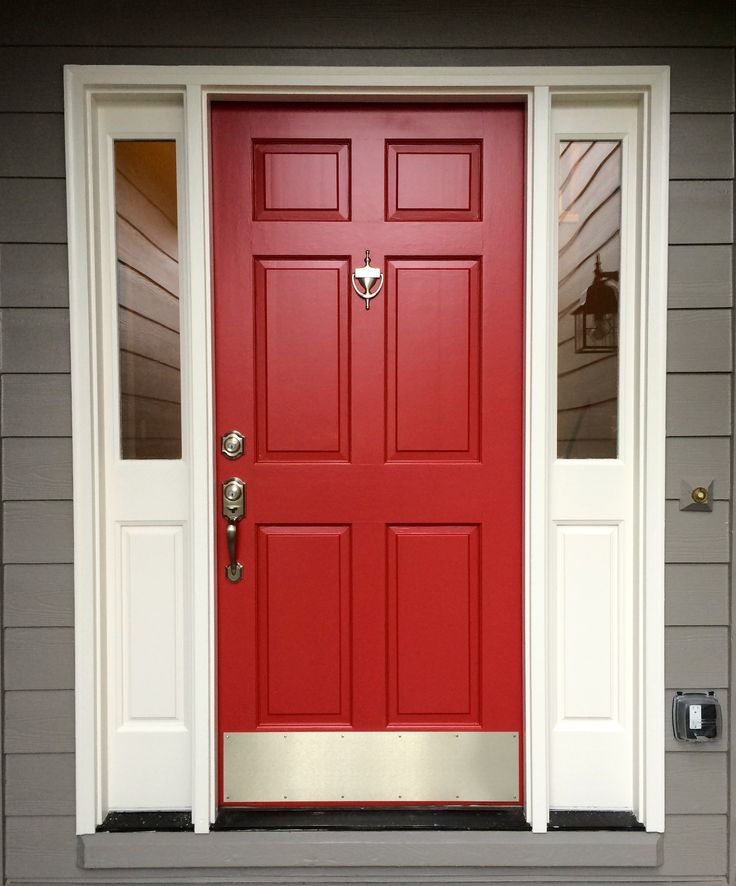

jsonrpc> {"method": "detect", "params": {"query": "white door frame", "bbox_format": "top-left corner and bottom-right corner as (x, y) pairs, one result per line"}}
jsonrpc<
(64, 65), (670, 835)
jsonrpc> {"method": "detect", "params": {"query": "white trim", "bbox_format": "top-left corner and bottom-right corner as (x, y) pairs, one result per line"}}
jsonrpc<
(64, 65), (669, 837)
(639, 71), (669, 835)
(525, 85), (552, 833)
(183, 83), (217, 834)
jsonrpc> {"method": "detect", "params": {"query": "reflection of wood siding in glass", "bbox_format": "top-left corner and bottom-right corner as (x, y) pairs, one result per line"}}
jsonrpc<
(115, 141), (182, 459)
(557, 141), (621, 459)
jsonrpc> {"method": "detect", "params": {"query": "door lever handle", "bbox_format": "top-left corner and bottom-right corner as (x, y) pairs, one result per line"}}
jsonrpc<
(222, 478), (246, 583)
(225, 520), (241, 582)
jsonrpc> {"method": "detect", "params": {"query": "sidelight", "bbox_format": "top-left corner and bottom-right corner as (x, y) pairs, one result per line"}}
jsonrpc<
(556, 139), (622, 460)
(114, 139), (183, 459)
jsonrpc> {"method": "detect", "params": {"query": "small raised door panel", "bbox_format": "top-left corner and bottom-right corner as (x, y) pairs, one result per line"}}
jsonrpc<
(386, 141), (482, 221)
(253, 141), (351, 221)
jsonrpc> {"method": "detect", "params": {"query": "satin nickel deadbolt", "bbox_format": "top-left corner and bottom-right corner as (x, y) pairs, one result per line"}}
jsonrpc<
(221, 430), (245, 460)
(222, 477), (246, 582)
(351, 249), (384, 310)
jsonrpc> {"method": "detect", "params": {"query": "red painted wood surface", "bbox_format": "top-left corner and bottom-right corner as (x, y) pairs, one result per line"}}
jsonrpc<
(212, 103), (525, 805)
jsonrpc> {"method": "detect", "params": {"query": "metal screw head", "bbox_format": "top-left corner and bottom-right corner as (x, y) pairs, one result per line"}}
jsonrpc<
(692, 486), (709, 504)
(221, 430), (245, 459)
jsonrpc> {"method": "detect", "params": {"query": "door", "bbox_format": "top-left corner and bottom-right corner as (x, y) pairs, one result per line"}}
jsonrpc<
(212, 102), (525, 807)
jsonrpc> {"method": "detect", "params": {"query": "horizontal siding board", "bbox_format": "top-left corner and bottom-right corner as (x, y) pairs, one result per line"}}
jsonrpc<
(4, 690), (75, 753)
(0, 308), (70, 372)
(669, 114), (735, 181)
(0, 47), (733, 112)
(0, 178), (67, 243)
(5, 753), (75, 815)
(3, 563), (74, 627)
(666, 626), (729, 688)
(2, 501), (73, 563)
(665, 752), (727, 813)
(1, 2), (733, 48)
(0, 243), (69, 307)
(656, 815), (727, 876)
(1, 374), (72, 436)
(4, 628), (74, 690)
(665, 687), (728, 751)
(666, 309), (732, 373)
(666, 373), (731, 436)
(665, 500), (729, 563)
(668, 244), (733, 309)
(665, 437), (730, 500)
(0, 112), (65, 177)
(2, 437), (73, 500)
(4, 816), (79, 880)
(669, 180), (733, 245)
(665, 564), (729, 625)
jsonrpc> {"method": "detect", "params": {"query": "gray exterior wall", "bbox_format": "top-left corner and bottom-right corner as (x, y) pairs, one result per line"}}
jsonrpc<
(0, 1), (734, 883)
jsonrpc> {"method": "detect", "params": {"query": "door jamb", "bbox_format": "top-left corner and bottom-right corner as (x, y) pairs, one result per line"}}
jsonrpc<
(64, 65), (669, 836)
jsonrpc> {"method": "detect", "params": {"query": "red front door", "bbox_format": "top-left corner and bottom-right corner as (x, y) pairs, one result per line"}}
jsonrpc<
(212, 102), (525, 806)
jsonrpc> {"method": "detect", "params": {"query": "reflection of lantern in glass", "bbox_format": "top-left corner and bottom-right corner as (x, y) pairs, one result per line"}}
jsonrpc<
(572, 254), (619, 353)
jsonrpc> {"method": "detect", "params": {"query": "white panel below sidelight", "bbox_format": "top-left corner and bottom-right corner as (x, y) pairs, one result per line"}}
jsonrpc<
(121, 525), (185, 723)
(550, 519), (632, 810)
(109, 520), (191, 810)
(557, 524), (619, 723)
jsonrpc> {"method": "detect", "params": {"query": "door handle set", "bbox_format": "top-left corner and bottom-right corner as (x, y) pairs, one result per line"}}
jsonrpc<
(222, 476), (245, 583)
(220, 430), (246, 583)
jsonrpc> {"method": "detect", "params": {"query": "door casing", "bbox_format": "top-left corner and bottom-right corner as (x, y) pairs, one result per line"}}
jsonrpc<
(64, 65), (669, 835)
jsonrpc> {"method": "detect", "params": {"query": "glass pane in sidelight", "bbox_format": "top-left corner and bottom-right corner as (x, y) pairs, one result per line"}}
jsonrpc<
(557, 140), (622, 459)
(115, 140), (182, 459)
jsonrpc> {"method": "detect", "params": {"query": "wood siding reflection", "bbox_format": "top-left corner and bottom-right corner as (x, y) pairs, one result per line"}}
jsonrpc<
(115, 141), (182, 459)
(557, 140), (621, 459)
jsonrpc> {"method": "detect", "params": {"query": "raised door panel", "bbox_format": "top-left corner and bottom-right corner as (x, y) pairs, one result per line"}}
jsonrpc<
(253, 141), (350, 221)
(386, 259), (480, 461)
(256, 526), (352, 726)
(119, 524), (186, 723)
(386, 141), (481, 221)
(387, 525), (480, 727)
(255, 258), (350, 461)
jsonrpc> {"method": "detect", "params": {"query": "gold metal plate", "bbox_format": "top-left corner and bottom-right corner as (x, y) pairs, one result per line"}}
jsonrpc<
(223, 731), (519, 803)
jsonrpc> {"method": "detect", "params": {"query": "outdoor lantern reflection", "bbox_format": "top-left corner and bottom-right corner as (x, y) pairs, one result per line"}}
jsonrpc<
(572, 254), (619, 354)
